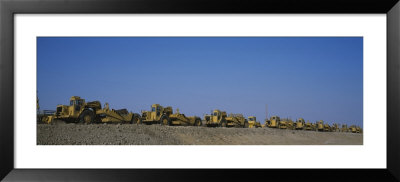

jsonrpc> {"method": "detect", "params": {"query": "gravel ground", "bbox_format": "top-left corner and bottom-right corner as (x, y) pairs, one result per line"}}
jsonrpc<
(37, 121), (363, 145)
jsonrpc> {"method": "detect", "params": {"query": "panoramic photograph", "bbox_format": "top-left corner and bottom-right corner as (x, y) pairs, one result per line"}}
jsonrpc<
(36, 37), (363, 145)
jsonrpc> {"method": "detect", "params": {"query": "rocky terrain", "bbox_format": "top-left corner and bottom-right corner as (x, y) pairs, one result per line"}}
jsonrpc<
(37, 121), (363, 145)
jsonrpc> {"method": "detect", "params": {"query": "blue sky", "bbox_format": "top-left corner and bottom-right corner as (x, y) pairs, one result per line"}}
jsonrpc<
(37, 37), (363, 126)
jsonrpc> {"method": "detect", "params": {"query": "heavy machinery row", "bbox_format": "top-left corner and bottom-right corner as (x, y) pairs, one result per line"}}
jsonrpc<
(37, 96), (362, 133)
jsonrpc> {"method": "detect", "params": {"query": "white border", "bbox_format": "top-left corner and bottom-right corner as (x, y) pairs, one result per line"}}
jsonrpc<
(15, 14), (386, 168)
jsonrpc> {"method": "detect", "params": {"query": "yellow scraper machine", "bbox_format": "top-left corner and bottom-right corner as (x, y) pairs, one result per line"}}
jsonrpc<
(204, 109), (249, 128)
(40, 97), (363, 132)
(205, 109), (227, 127)
(42, 96), (140, 124)
(316, 120), (324, 132)
(140, 104), (173, 125)
(140, 104), (202, 126)
(248, 116), (261, 128)
(226, 113), (249, 128)
(169, 108), (202, 126)
(265, 116), (280, 128)
(295, 118), (305, 130)
(304, 120), (314, 131)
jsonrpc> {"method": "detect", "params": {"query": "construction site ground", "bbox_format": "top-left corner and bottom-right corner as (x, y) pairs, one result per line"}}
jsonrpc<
(37, 120), (363, 145)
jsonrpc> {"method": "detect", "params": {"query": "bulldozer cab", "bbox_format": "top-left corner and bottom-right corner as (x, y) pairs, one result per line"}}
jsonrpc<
(248, 116), (256, 121)
(70, 96), (85, 111)
(212, 110), (221, 122)
(142, 104), (173, 122)
(148, 104), (164, 121)
(211, 110), (227, 122)
(266, 116), (280, 127)
(296, 118), (305, 128)
(316, 120), (324, 131)
(271, 116), (280, 121)
(151, 104), (162, 117)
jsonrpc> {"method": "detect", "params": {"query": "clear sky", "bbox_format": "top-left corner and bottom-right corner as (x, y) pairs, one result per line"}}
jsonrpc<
(37, 37), (363, 126)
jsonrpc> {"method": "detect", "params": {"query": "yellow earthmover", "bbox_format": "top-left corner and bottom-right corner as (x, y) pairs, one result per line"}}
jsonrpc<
(278, 118), (289, 129)
(349, 125), (361, 133)
(323, 123), (331, 132)
(349, 125), (356, 133)
(316, 120), (324, 132)
(42, 96), (141, 124)
(354, 126), (362, 133)
(311, 123), (317, 130)
(248, 116), (261, 128)
(226, 113), (249, 128)
(97, 103), (141, 124)
(277, 118), (294, 129)
(168, 108), (202, 126)
(205, 109), (228, 127)
(304, 120), (314, 131)
(286, 119), (295, 130)
(295, 118), (305, 130)
(265, 116), (280, 128)
(140, 104), (173, 125)
(331, 123), (340, 132)
(140, 105), (202, 126)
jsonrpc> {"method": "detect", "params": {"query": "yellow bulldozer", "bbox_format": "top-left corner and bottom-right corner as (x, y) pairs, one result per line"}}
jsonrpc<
(311, 123), (317, 130)
(331, 123), (340, 132)
(316, 120), (324, 132)
(248, 116), (261, 128)
(140, 104), (202, 126)
(265, 116), (280, 128)
(277, 118), (294, 129)
(277, 118), (289, 129)
(349, 125), (361, 133)
(204, 110), (249, 128)
(205, 109), (228, 127)
(295, 118), (305, 130)
(169, 109), (202, 126)
(349, 125), (356, 133)
(141, 104), (173, 125)
(304, 120), (314, 131)
(42, 96), (141, 124)
(287, 119), (295, 130)
(323, 123), (331, 132)
(225, 113), (249, 128)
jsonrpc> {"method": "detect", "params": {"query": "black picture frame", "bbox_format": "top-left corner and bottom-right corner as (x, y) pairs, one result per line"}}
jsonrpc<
(1, 0), (399, 181)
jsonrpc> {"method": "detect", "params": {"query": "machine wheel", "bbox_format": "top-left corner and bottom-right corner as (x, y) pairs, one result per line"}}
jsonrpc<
(160, 115), (170, 126)
(220, 121), (227, 127)
(194, 119), (202, 126)
(79, 110), (94, 124)
(243, 121), (249, 128)
(131, 113), (142, 124)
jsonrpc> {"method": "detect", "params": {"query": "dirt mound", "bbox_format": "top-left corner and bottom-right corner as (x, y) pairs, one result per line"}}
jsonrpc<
(37, 122), (363, 145)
